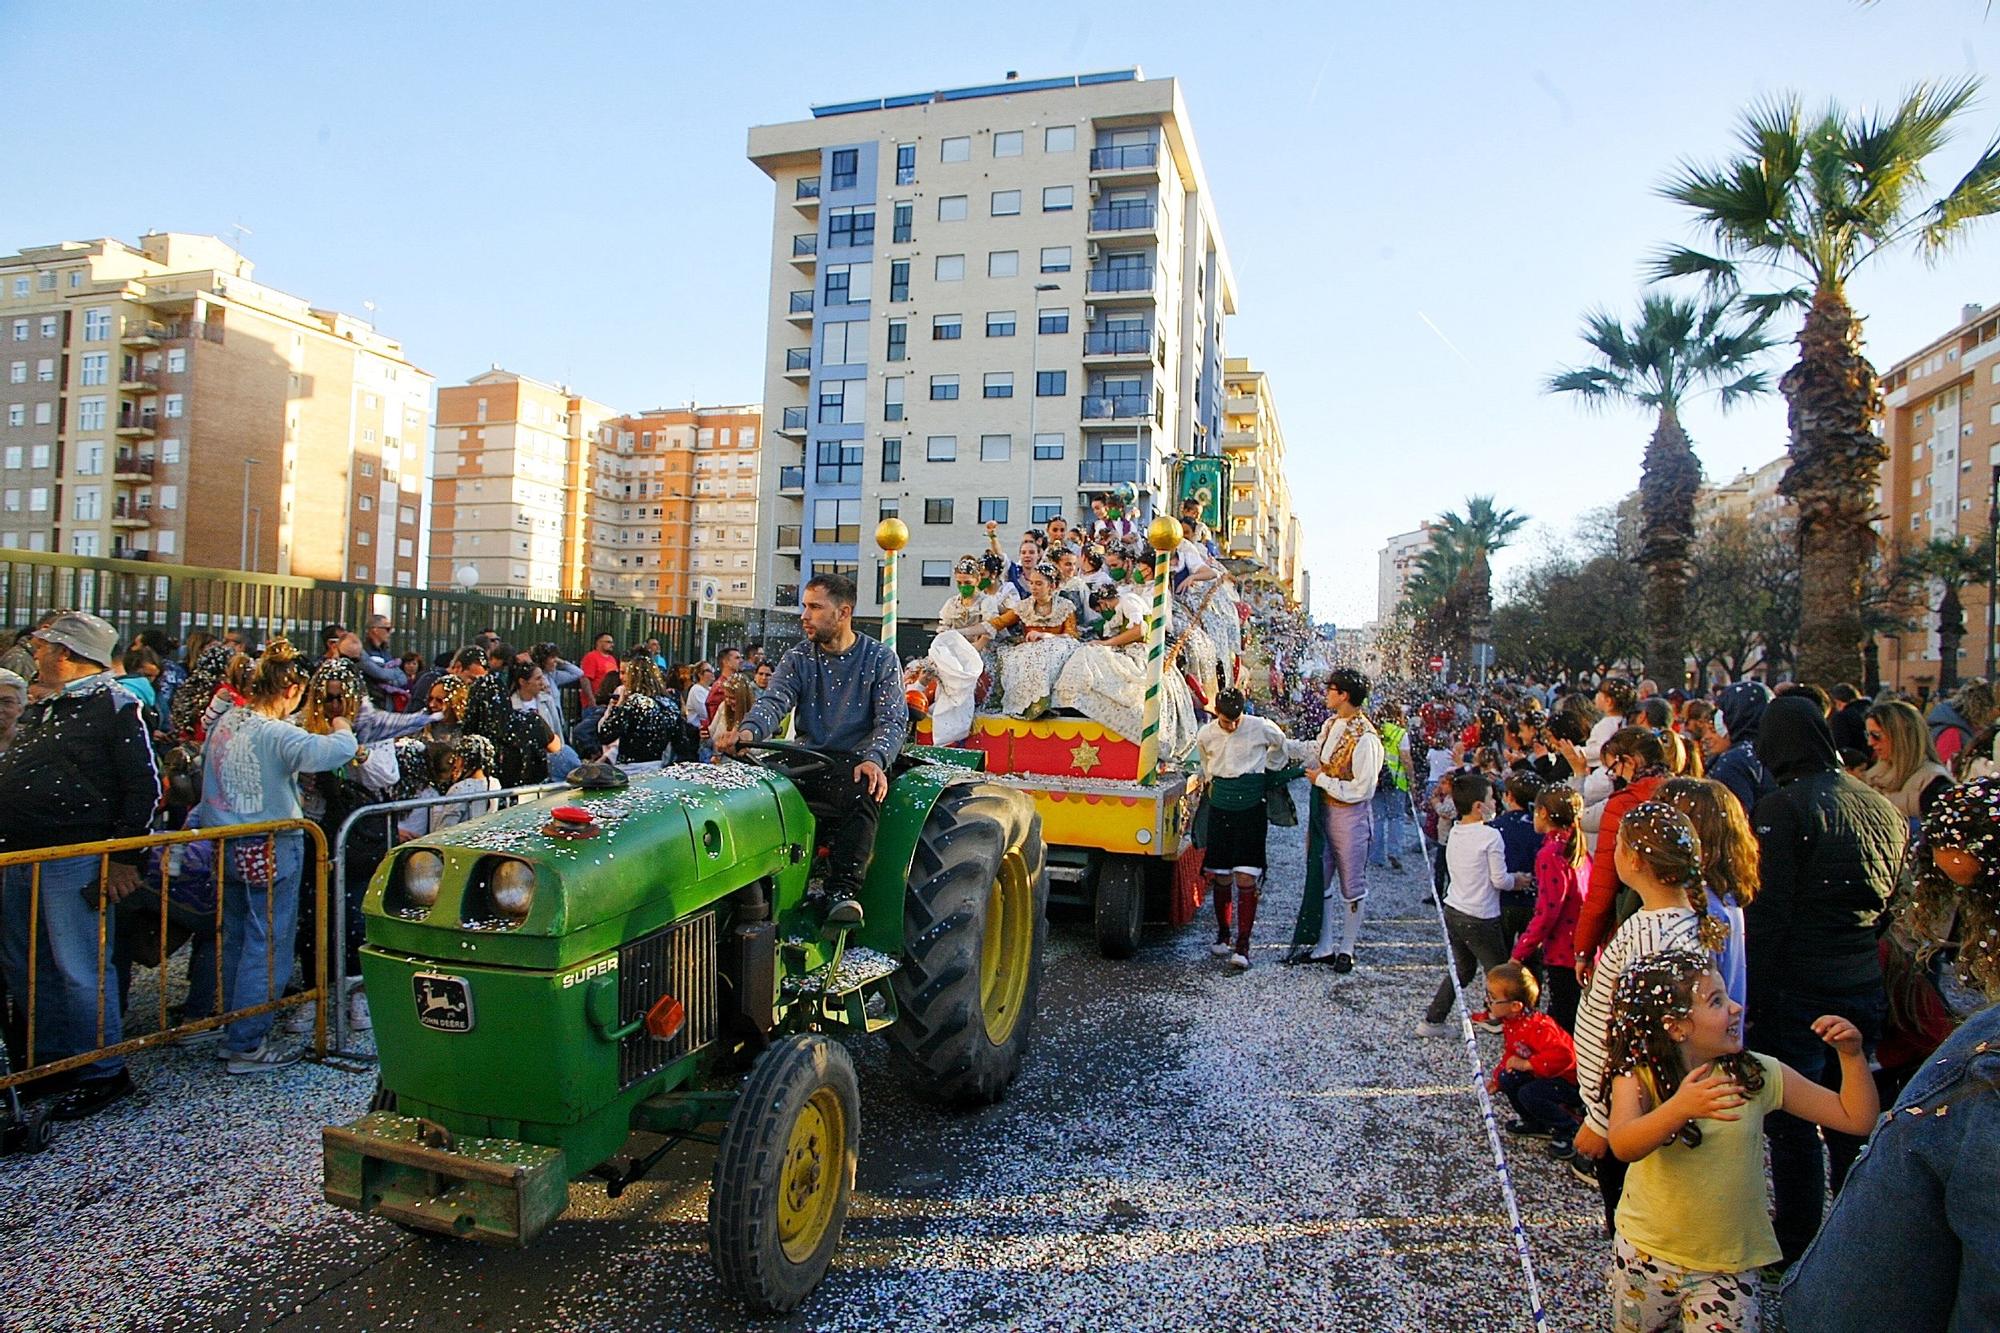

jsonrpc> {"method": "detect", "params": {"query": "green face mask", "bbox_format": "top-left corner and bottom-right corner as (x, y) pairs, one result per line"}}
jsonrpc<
(957, 583), (977, 597)
(1110, 567), (1129, 582)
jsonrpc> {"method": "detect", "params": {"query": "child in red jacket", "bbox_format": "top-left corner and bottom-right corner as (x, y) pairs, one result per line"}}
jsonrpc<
(1512, 787), (1590, 1032)
(1485, 961), (1584, 1150)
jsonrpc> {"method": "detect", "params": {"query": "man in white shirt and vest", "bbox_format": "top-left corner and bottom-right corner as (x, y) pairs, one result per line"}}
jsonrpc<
(1299, 668), (1382, 972)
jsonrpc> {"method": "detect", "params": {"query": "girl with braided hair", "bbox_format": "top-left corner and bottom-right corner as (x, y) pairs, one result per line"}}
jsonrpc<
(1603, 948), (1877, 1333)
(1051, 544), (1196, 754)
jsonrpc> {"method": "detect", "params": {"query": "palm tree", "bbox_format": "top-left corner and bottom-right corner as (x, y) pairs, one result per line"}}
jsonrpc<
(1403, 496), (1526, 678)
(1896, 535), (1995, 691)
(1548, 294), (1775, 687)
(1652, 78), (2000, 685)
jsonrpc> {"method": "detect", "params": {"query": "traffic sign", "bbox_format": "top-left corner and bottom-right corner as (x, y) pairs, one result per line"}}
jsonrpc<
(1428, 655), (1444, 672)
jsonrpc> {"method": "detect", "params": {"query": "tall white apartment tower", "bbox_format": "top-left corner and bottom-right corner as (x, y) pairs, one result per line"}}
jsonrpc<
(746, 69), (1237, 616)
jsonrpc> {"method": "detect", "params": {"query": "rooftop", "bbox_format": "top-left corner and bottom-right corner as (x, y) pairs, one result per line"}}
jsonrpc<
(810, 68), (1140, 118)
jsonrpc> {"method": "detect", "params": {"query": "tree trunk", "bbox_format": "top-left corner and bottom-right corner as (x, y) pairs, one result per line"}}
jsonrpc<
(1780, 284), (1886, 687)
(1938, 581), (1966, 693)
(1638, 405), (1700, 689)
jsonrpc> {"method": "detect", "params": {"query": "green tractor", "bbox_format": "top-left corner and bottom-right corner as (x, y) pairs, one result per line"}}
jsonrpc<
(321, 743), (1046, 1314)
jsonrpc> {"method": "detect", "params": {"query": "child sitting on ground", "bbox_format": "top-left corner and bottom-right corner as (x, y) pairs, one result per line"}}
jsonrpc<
(1603, 948), (1878, 1332)
(1513, 787), (1589, 1032)
(1485, 961), (1583, 1151)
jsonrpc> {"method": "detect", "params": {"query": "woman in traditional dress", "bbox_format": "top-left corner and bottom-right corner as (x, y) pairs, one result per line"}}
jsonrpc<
(988, 561), (1078, 717)
(1053, 545), (1195, 752)
(1174, 531), (1238, 692)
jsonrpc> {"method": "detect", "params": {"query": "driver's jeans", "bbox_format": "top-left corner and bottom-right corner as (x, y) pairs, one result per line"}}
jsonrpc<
(793, 752), (882, 903)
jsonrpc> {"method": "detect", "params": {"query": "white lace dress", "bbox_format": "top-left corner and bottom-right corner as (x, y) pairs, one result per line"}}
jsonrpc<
(1052, 589), (1195, 752)
(995, 596), (1079, 717)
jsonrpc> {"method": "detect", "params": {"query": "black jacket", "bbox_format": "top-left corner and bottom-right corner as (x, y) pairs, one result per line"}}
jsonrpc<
(1708, 681), (1776, 819)
(0, 675), (160, 863)
(1746, 696), (1906, 1004)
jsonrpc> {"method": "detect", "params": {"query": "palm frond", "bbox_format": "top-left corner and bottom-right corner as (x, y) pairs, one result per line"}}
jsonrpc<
(1919, 135), (2000, 255)
(1545, 367), (1622, 404)
(1738, 288), (1810, 319)
(1647, 244), (1742, 294)
(1715, 370), (1775, 412)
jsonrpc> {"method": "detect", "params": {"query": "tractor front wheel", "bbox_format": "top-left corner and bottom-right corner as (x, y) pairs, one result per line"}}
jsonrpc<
(707, 1034), (859, 1315)
(888, 781), (1048, 1106)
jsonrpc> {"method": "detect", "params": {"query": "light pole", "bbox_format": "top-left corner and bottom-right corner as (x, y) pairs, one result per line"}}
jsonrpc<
(239, 457), (261, 570)
(1986, 464), (1999, 680)
(1026, 282), (1061, 527)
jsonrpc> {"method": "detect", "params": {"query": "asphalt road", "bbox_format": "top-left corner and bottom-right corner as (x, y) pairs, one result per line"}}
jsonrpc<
(7, 786), (1628, 1332)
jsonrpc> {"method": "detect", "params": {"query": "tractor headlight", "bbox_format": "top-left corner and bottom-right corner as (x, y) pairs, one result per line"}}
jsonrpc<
(489, 860), (536, 919)
(402, 851), (444, 908)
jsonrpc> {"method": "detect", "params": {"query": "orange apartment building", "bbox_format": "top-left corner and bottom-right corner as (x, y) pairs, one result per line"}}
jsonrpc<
(589, 404), (762, 615)
(1877, 299), (2000, 690)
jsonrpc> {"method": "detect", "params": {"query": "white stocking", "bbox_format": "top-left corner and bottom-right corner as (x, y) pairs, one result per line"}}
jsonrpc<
(1340, 897), (1365, 956)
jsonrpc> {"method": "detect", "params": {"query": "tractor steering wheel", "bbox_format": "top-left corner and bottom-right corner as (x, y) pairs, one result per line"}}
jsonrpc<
(729, 738), (843, 781)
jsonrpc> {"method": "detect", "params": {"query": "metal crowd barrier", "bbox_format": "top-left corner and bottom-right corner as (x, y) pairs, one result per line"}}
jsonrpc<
(0, 819), (331, 1090)
(325, 761), (667, 1055)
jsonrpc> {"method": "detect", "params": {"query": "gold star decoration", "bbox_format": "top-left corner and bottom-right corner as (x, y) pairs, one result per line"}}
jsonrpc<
(1069, 739), (1102, 774)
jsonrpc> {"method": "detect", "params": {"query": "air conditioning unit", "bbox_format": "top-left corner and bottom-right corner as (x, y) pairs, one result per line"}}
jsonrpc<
(1088, 179), (1102, 198)
(1086, 242), (1100, 262)
(1084, 305), (1097, 323)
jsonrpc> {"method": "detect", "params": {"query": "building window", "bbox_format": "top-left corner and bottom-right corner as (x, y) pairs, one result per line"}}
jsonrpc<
(827, 206), (875, 248)
(77, 397), (105, 430)
(988, 250), (1019, 278)
(920, 559), (952, 587)
(1033, 432), (1065, 460)
(1042, 185), (1074, 212)
(824, 261), (872, 304)
(33, 403), (49, 425)
(158, 483), (178, 509)
(813, 498), (860, 544)
(881, 437), (902, 482)
(8, 363), (22, 384)
(991, 190), (1022, 217)
(983, 373), (1013, 399)
(892, 201), (913, 243)
(829, 148), (859, 191)
(986, 311), (1017, 338)
(166, 348), (186, 373)
(879, 497), (900, 520)
(978, 497), (1009, 524)
(161, 437), (180, 463)
(938, 195), (968, 223)
(823, 320), (863, 364)
(935, 254), (965, 282)
(83, 308), (111, 340)
(884, 376), (905, 421)
(356, 530), (372, 547)
(164, 393), (183, 418)
(1040, 246), (1072, 273)
(30, 444), (47, 468)
(1031, 497), (1064, 525)
(924, 497), (955, 524)
(28, 487), (46, 512)
(5, 407), (20, 428)
(993, 130), (1024, 158)
(816, 439), (863, 485)
(7, 278), (23, 298)
(358, 494), (374, 511)
(35, 359), (52, 382)
(932, 313), (962, 340)
(73, 485), (101, 521)
(1036, 370), (1068, 397)
(895, 142), (916, 185)
(887, 319), (907, 362)
(980, 434), (1012, 462)
(1045, 125), (1076, 153)
(1039, 308), (1070, 335)
(940, 136), (971, 163)
(77, 441), (101, 475)
(930, 375), (959, 401)
(926, 435), (957, 462)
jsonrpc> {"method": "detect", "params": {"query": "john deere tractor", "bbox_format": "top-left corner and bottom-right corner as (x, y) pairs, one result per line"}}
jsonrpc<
(321, 744), (1046, 1314)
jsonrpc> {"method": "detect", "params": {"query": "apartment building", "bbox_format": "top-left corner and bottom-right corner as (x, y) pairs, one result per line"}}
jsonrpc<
(747, 68), (1238, 615)
(587, 404), (761, 614)
(1876, 300), (2000, 688)
(1220, 357), (1304, 607)
(1697, 453), (1790, 529)
(430, 370), (611, 599)
(1377, 525), (1434, 622)
(0, 233), (432, 579)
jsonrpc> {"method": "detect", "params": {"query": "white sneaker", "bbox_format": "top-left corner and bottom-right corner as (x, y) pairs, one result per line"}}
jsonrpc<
(1209, 941), (1235, 957)
(1227, 953), (1250, 971)
(227, 1040), (304, 1075)
(347, 986), (372, 1032)
(285, 1000), (317, 1035)
(1414, 1020), (1451, 1038)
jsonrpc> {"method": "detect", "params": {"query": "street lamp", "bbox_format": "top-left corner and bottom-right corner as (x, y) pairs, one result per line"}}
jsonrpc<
(1027, 282), (1061, 528)
(239, 457), (261, 570)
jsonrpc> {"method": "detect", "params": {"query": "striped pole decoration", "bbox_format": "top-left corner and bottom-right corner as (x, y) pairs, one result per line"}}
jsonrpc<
(1137, 515), (1184, 784)
(875, 518), (909, 653)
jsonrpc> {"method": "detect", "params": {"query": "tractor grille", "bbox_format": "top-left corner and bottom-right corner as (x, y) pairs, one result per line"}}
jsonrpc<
(617, 910), (718, 1089)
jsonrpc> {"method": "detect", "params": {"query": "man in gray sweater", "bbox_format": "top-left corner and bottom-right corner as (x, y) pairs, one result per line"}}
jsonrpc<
(715, 573), (907, 928)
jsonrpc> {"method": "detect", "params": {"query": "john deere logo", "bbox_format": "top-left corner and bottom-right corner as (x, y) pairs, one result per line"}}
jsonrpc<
(413, 972), (474, 1033)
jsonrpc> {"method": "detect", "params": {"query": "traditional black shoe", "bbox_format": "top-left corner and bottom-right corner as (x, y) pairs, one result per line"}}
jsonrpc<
(824, 896), (864, 929)
(51, 1070), (134, 1122)
(1332, 953), (1354, 973)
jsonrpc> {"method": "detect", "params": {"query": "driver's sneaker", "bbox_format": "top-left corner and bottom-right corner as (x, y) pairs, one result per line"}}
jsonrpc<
(825, 896), (865, 930)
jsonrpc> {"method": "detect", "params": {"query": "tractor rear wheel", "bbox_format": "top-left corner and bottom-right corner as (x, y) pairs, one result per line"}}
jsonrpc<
(707, 1034), (859, 1315)
(1093, 855), (1146, 959)
(887, 781), (1048, 1106)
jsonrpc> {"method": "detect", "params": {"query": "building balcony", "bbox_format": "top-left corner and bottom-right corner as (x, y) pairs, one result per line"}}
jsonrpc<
(1230, 496), (1258, 519)
(1078, 457), (1146, 486)
(1225, 394), (1257, 416)
(1084, 265), (1159, 304)
(109, 543), (154, 561)
(791, 233), (818, 267)
(794, 177), (821, 211)
(775, 524), (802, 554)
(115, 411), (158, 438)
(1082, 326), (1163, 366)
(1220, 430), (1257, 451)
(119, 367), (161, 392)
(784, 347), (812, 379)
(113, 455), (156, 480)
(1081, 391), (1161, 426)
(774, 583), (800, 607)
(1089, 143), (1162, 181)
(1228, 530), (1263, 558)
(786, 290), (815, 324)
(121, 323), (162, 348)
(778, 406), (809, 437)
(1086, 204), (1157, 236)
(111, 501), (151, 528)
(1232, 461), (1260, 488)
(778, 466), (805, 495)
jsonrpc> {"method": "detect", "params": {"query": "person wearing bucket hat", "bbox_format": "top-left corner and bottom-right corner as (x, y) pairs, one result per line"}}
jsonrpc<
(0, 611), (160, 1119)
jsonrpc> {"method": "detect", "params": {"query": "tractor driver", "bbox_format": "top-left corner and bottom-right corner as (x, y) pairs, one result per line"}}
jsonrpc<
(714, 573), (908, 930)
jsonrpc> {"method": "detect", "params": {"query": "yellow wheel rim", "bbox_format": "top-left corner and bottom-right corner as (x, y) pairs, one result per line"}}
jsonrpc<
(979, 849), (1033, 1047)
(776, 1087), (844, 1264)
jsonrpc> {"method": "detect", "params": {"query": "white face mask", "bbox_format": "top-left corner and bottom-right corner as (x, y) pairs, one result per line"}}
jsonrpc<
(1713, 714), (1729, 741)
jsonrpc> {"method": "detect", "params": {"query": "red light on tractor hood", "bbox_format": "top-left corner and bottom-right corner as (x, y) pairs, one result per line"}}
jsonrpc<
(644, 993), (686, 1042)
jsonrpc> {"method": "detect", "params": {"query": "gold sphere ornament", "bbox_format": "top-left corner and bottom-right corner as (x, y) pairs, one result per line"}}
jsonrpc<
(875, 517), (910, 552)
(1147, 515), (1184, 553)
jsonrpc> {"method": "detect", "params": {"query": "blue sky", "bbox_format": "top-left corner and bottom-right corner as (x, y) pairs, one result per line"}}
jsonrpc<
(3, 2), (1995, 626)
